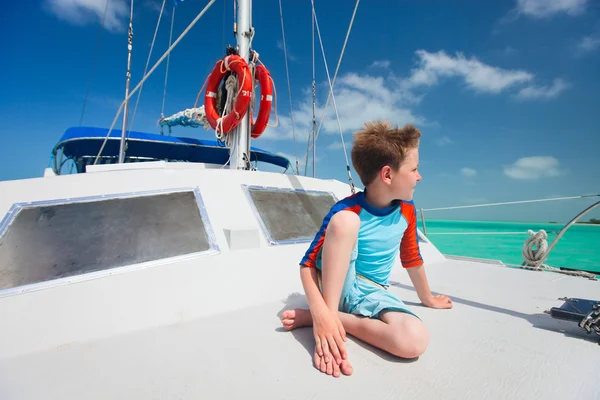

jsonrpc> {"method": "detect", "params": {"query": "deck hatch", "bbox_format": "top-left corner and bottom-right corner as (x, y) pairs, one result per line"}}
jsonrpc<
(0, 188), (218, 292)
(243, 185), (338, 245)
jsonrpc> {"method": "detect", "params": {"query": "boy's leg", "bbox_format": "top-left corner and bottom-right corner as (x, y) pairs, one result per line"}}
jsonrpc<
(340, 311), (429, 358)
(282, 309), (429, 359)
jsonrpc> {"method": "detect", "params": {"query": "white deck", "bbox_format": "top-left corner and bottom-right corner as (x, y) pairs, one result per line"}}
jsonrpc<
(0, 164), (598, 399)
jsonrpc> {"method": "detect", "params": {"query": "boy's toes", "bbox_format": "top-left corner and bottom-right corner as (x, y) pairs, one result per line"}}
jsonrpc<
(313, 351), (321, 370)
(281, 310), (296, 330)
(332, 361), (341, 377)
(340, 359), (353, 376)
(326, 359), (334, 375)
(320, 356), (328, 373)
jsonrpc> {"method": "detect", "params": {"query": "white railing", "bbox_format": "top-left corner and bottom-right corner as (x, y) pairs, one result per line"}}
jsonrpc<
(418, 193), (600, 279)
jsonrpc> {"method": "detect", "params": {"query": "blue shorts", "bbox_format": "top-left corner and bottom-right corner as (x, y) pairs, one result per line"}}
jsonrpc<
(316, 246), (419, 320)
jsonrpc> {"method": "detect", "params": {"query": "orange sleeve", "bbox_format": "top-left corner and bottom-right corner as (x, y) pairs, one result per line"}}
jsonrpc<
(400, 201), (424, 268)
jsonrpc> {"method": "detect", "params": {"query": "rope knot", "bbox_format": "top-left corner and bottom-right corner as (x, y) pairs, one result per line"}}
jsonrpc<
(522, 229), (549, 269)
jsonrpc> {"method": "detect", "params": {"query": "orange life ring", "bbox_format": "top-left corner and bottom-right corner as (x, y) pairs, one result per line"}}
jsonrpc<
(250, 64), (273, 138)
(204, 54), (253, 134)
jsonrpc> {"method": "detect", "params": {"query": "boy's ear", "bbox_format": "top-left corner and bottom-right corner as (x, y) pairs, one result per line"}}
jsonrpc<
(381, 165), (392, 183)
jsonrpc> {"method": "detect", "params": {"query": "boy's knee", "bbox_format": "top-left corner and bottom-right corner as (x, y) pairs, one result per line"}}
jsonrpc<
(391, 317), (429, 359)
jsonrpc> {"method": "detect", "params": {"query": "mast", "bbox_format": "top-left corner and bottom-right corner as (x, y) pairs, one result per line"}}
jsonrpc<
(118, 0), (134, 164)
(229, 0), (252, 170)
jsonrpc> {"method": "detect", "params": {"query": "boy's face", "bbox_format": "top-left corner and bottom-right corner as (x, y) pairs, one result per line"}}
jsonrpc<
(391, 147), (422, 201)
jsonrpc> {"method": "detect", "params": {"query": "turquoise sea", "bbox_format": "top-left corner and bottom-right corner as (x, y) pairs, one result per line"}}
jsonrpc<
(419, 220), (600, 274)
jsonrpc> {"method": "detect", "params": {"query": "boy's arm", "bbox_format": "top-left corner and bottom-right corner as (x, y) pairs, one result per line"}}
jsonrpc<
(406, 264), (452, 309)
(300, 265), (327, 312)
(400, 202), (452, 309)
(299, 211), (359, 364)
(299, 266), (348, 365)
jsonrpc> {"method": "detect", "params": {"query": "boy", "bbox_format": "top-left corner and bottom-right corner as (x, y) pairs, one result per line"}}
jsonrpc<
(281, 121), (452, 378)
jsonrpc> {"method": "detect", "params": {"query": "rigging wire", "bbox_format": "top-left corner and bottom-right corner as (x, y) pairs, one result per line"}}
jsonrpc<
(278, 0), (299, 175)
(302, 0), (360, 163)
(129, 0), (167, 134)
(305, 3), (317, 177)
(94, 0), (217, 164)
(161, 4), (176, 134)
(117, 0), (135, 164)
(423, 194), (600, 212)
(311, 0), (356, 192)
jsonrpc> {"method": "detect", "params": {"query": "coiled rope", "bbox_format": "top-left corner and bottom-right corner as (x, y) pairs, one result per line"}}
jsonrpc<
(521, 229), (596, 279)
(522, 229), (549, 269)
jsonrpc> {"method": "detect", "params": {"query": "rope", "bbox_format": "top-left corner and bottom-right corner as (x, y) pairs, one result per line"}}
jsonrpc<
(302, 0), (360, 163)
(216, 74), (238, 143)
(278, 0), (299, 175)
(158, 106), (210, 129)
(214, 58), (247, 146)
(522, 229), (549, 269)
(519, 229), (597, 279)
(79, 0), (110, 126)
(130, 0), (166, 134)
(93, 0), (217, 165)
(312, 0), (356, 193)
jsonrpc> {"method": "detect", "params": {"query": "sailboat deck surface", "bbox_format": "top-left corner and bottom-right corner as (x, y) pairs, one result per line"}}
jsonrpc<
(1, 257), (597, 399)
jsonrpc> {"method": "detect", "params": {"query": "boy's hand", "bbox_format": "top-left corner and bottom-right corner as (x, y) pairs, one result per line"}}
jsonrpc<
(422, 294), (453, 309)
(311, 306), (347, 365)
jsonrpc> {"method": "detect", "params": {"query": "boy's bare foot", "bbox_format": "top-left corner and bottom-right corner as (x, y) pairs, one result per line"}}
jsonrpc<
(281, 310), (353, 377)
(314, 349), (353, 377)
(281, 308), (313, 330)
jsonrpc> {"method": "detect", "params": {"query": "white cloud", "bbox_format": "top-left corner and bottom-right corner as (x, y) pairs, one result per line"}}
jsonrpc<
(403, 50), (534, 94)
(370, 60), (391, 69)
(461, 167), (477, 178)
(504, 156), (563, 180)
(261, 49), (565, 153)
(401, 50), (568, 100)
(326, 141), (346, 150)
(435, 136), (454, 147)
(261, 72), (426, 143)
(144, 0), (163, 13)
(517, 78), (570, 100)
(277, 40), (297, 62)
(516, 0), (588, 18)
(43, 0), (129, 32)
(578, 35), (600, 52)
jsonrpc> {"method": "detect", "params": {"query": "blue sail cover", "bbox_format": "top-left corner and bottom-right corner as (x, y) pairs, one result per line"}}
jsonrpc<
(53, 127), (290, 171)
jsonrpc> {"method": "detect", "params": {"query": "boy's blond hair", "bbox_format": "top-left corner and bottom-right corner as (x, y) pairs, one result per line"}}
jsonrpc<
(351, 121), (421, 186)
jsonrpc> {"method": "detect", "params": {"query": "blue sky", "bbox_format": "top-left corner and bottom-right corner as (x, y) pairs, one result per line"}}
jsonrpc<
(1, 0), (599, 223)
